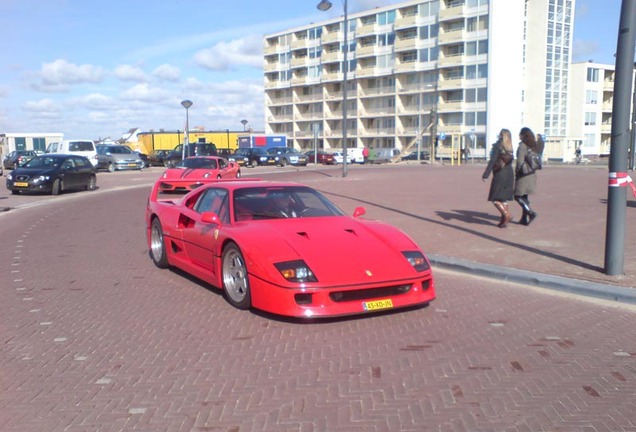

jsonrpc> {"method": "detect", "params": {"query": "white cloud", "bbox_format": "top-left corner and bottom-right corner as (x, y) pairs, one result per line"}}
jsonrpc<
(78, 93), (118, 110)
(152, 64), (181, 82)
(121, 83), (171, 102)
(114, 64), (147, 82)
(39, 59), (104, 85)
(193, 35), (263, 71)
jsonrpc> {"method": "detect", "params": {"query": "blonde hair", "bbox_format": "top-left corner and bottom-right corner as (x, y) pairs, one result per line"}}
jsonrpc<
(499, 129), (513, 152)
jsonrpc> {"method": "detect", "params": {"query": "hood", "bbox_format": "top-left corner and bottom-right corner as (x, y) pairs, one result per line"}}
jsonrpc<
(243, 216), (418, 286)
(11, 167), (57, 177)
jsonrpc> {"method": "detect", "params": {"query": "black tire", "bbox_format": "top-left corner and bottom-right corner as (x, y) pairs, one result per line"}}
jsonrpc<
(11, 189), (19, 195)
(51, 179), (61, 195)
(222, 243), (251, 310)
(150, 218), (169, 269)
(86, 175), (97, 191)
(108, 163), (115, 173)
(280, 158), (288, 167)
(251, 159), (259, 167)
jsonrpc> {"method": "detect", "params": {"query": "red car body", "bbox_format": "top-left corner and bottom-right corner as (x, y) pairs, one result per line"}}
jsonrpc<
(145, 179), (435, 318)
(306, 151), (335, 165)
(158, 156), (240, 192)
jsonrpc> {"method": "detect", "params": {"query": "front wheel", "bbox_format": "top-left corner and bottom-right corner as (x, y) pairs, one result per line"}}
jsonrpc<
(51, 179), (61, 195)
(108, 163), (115, 173)
(150, 218), (169, 268)
(222, 243), (251, 310)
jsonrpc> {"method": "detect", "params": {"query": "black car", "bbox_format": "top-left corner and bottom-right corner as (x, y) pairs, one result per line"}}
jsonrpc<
(401, 150), (430, 161)
(164, 143), (218, 167)
(232, 147), (276, 167)
(3, 150), (38, 170)
(6, 154), (97, 195)
(147, 149), (169, 167)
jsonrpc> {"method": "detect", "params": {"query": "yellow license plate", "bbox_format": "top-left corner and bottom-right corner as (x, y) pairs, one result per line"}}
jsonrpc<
(14, 182), (28, 187)
(128, 163), (137, 167)
(363, 299), (394, 311)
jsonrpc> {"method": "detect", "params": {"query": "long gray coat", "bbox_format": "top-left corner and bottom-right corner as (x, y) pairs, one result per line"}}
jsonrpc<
(514, 142), (537, 196)
(482, 143), (514, 202)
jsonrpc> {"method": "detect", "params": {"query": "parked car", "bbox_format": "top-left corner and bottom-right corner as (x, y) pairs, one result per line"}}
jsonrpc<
(372, 148), (400, 164)
(132, 149), (149, 168)
(146, 179), (436, 318)
(267, 147), (308, 166)
(3, 150), (38, 170)
(95, 145), (144, 172)
(232, 147), (276, 167)
(401, 150), (430, 161)
(45, 140), (98, 167)
(164, 143), (218, 167)
(6, 154), (97, 195)
(331, 151), (352, 164)
(304, 150), (335, 165)
(158, 156), (241, 193)
(147, 150), (169, 167)
(228, 151), (249, 167)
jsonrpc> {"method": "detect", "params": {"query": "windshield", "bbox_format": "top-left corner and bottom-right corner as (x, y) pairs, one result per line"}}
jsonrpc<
(233, 186), (344, 221)
(177, 158), (218, 169)
(24, 157), (61, 168)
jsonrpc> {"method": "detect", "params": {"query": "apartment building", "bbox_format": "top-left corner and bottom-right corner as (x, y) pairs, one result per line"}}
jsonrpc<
(263, 0), (575, 160)
(567, 62), (616, 162)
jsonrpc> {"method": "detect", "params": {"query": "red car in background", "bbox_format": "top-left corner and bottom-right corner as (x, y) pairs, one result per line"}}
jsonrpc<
(145, 178), (436, 318)
(305, 150), (335, 165)
(158, 156), (241, 192)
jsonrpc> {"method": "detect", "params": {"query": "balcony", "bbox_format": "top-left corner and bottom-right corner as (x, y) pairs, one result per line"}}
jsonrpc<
(321, 51), (343, 63)
(394, 37), (419, 52)
(322, 31), (342, 43)
(357, 23), (377, 37)
(394, 15), (418, 30)
(438, 54), (466, 67)
(439, 5), (467, 21)
(438, 78), (464, 89)
(291, 57), (309, 68)
(356, 45), (378, 58)
(438, 29), (466, 45)
(291, 38), (309, 50)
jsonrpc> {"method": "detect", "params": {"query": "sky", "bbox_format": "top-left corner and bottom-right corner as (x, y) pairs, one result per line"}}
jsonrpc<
(0, 0), (624, 141)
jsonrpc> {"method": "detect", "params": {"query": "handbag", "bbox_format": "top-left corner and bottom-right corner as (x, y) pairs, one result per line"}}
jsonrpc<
(492, 150), (513, 173)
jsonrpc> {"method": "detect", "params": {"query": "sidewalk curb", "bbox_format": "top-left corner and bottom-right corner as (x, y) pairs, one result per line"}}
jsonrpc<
(429, 254), (636, 305)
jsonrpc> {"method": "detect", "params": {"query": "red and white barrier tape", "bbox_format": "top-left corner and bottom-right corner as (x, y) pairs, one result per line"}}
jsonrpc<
(609, 172), (636, 197)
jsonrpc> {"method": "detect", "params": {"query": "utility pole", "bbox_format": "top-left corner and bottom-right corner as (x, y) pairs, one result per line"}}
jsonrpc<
(604, 0), (636, 275)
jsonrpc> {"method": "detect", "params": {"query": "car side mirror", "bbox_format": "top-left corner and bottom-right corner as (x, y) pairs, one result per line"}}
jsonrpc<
(201, 212), (221, 226)
(353, 206), (366, 218)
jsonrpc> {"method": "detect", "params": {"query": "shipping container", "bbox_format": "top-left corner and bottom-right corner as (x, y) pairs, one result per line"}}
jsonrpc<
(238, 134), (287, 149)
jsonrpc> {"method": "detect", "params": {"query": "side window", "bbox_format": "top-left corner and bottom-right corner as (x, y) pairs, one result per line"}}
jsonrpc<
(194, 189), (230, 224)
(219, 159), (227, 168)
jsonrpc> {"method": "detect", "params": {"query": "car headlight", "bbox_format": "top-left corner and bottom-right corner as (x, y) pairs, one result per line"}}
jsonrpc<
(6, 173), (13, 180)
(274, 260), (317, 282)
(33, 175), (50, 184)
(402, 251), (430, 272)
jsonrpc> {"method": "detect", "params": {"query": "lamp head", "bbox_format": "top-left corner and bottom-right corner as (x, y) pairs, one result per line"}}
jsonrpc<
(317, 0), (333, 11)
(181, 99), (193, 109)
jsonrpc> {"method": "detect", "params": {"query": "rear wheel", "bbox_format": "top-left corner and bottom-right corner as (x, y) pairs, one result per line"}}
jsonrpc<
(222, 243), (251, 310)
(108, 163), (115, 173)
(280, 158), (288, 167)
(150, 218), (169, 268)
(51, 179), (61, 195)
(251, 159), (259, 167)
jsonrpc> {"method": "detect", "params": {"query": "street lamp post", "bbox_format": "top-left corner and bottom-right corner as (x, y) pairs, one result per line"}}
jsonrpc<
(318, 0), (348, 178)
(181, 99), (193, 161)
(241, 119), (248, 132)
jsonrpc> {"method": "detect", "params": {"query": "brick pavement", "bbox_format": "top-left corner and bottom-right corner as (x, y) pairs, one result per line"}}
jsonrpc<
(0, 165), (635, 431)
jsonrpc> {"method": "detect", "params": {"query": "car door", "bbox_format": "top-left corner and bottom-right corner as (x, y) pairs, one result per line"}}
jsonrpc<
(60, 157), (79, 189)
(180, 188), (230, 278)
(72, 157), (92, 188)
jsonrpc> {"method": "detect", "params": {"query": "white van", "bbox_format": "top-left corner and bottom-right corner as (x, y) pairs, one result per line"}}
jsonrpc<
(347, 147), (365, 164)
(46, 140), (98, 166)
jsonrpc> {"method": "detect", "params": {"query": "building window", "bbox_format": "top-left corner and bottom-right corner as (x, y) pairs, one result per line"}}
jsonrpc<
(378, 10), (395, 25)
(584, 112), (597, 126)
(378, 33), (395, 46)
(585, 90), (598, 104)
(587, 67), (599, 82)
(419, 0), (440, 17)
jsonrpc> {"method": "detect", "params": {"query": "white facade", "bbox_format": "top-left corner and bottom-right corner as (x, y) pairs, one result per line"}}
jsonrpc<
(0, 132), (64, 158)
(263, 0), (575, 160)
(567, 62), (618, 161)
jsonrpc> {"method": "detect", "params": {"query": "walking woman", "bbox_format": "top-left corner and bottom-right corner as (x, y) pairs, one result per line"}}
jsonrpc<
(514, 127), (538, 225)
(482, 128), (515, 227)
